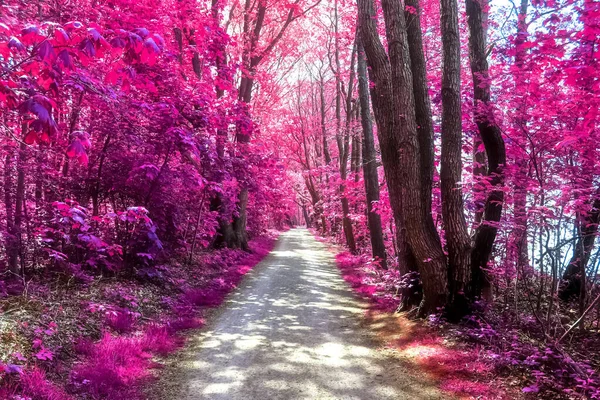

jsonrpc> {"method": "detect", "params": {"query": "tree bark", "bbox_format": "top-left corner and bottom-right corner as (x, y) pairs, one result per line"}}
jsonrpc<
(339, 44), (357, 254)
(466, 0), (506, 300)
(405, 0), (435, 222)
(210, 0), (237, 249)
(319, 76), (332, 165)
(440, 0), (472, 316)
(558, 0), (598, 301)
(559, 191), (600, 301)
(357, 38), (387, 269)
(12, 139), (27, 275)
(359, 0), (448, 315)
(510, 0), (530, 285)
(4, 151), (18, 274)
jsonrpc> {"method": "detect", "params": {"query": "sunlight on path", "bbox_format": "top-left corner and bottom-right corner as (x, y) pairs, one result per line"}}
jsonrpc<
(166, 228), (444, 400)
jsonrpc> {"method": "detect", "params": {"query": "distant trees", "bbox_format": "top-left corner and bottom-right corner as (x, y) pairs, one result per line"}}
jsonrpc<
(0, 0), (295, 284)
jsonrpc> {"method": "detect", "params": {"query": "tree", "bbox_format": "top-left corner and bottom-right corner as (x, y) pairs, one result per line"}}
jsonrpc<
(358, 0), (448, 314)
(357, 37), (387, 268)
(465, 0), (506, 300)
(440, 0), (471, 312)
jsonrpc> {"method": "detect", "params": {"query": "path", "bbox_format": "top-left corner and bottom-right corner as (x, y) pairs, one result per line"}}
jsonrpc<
(155, 228), (445, 400)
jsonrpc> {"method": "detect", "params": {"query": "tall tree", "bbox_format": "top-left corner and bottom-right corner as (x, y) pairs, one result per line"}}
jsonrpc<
(466, 0), (506, 299)
(359, 0), (448, 314)
(440, 0), (471, 312)
(357, 37), (387, 268)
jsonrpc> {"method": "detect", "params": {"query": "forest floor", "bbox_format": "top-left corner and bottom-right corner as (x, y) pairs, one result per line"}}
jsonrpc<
(0, 234), (279, 399)
(149, 228), (447, 400)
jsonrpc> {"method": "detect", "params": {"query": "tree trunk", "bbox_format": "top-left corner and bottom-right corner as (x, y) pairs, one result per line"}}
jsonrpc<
(381, 0), (448, 315)
(357, 38), (387, 269)
(4, 151), (18, 274)
(440, 0), (472, 316)
(466, 0), (506, 300)
(302, 204), (311, 227)
(405, 0), (435, 222)
(210, 0), (237, 249)
(12, 139), (27, 275)
(359, 0), (448, 315)
(232, 189), (249, 251)
(319, 76), (332, 166)
(509, 0), (530, 281)
(558, 0), (598, 301)
(559, 191), (600, 301)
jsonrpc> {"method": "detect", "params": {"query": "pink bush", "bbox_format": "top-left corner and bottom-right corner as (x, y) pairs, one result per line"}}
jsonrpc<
(72, 333), (152, 399)
(69, 236), (277, 399)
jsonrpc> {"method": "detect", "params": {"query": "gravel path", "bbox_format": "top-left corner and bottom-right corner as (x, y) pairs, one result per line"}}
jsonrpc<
(155, 228), (445, 400)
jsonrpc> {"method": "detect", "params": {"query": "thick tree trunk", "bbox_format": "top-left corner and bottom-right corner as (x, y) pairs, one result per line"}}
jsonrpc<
(466, 0), (506, 300)
(359, 0), (448, 315)
(440, 0), (472, 316)
(357, 38), (387, 269)
(381, 0), (448, 315)
(302, 204), (311, 228)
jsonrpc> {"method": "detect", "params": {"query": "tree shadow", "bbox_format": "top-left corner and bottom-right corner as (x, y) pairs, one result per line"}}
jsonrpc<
(151, 229), (446, 400)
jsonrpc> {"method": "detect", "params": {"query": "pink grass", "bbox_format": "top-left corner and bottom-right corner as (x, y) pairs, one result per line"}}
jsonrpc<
(71, 235), (277, 399)
(0, 368), (72, 400)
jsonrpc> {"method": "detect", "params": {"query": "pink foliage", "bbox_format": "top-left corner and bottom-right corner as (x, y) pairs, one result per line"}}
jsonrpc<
(71, 324), (185, 399)
(67, 236), (276, 399)
(336, 252), (400, 312)
(0, 368), (71, 400)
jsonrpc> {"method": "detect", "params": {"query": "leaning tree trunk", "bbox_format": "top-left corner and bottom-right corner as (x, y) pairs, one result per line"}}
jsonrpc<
(357, 37), (387, 269)
(466, 0), (506, 300)
(559, 191), (600, 301)
(440, 0), (472, 317)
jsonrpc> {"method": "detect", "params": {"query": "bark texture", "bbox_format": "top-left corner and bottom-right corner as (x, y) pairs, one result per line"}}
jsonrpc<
(440, 0), (471, 314)
(357, 38), (387, 269)
(359, 0), (448, 314)
(466, 0), (506, 300)
(405, 0), (435, 222)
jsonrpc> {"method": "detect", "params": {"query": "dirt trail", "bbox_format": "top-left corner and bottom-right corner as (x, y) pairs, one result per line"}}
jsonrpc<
(153, 228), (446, 399)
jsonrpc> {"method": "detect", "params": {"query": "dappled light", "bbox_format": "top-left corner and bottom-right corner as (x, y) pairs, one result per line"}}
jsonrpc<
(0, 0), (598, 397)
(156, 229), (443, 399)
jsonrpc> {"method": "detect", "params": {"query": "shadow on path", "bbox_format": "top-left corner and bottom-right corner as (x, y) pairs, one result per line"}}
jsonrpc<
(154, 228), (445, 400)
